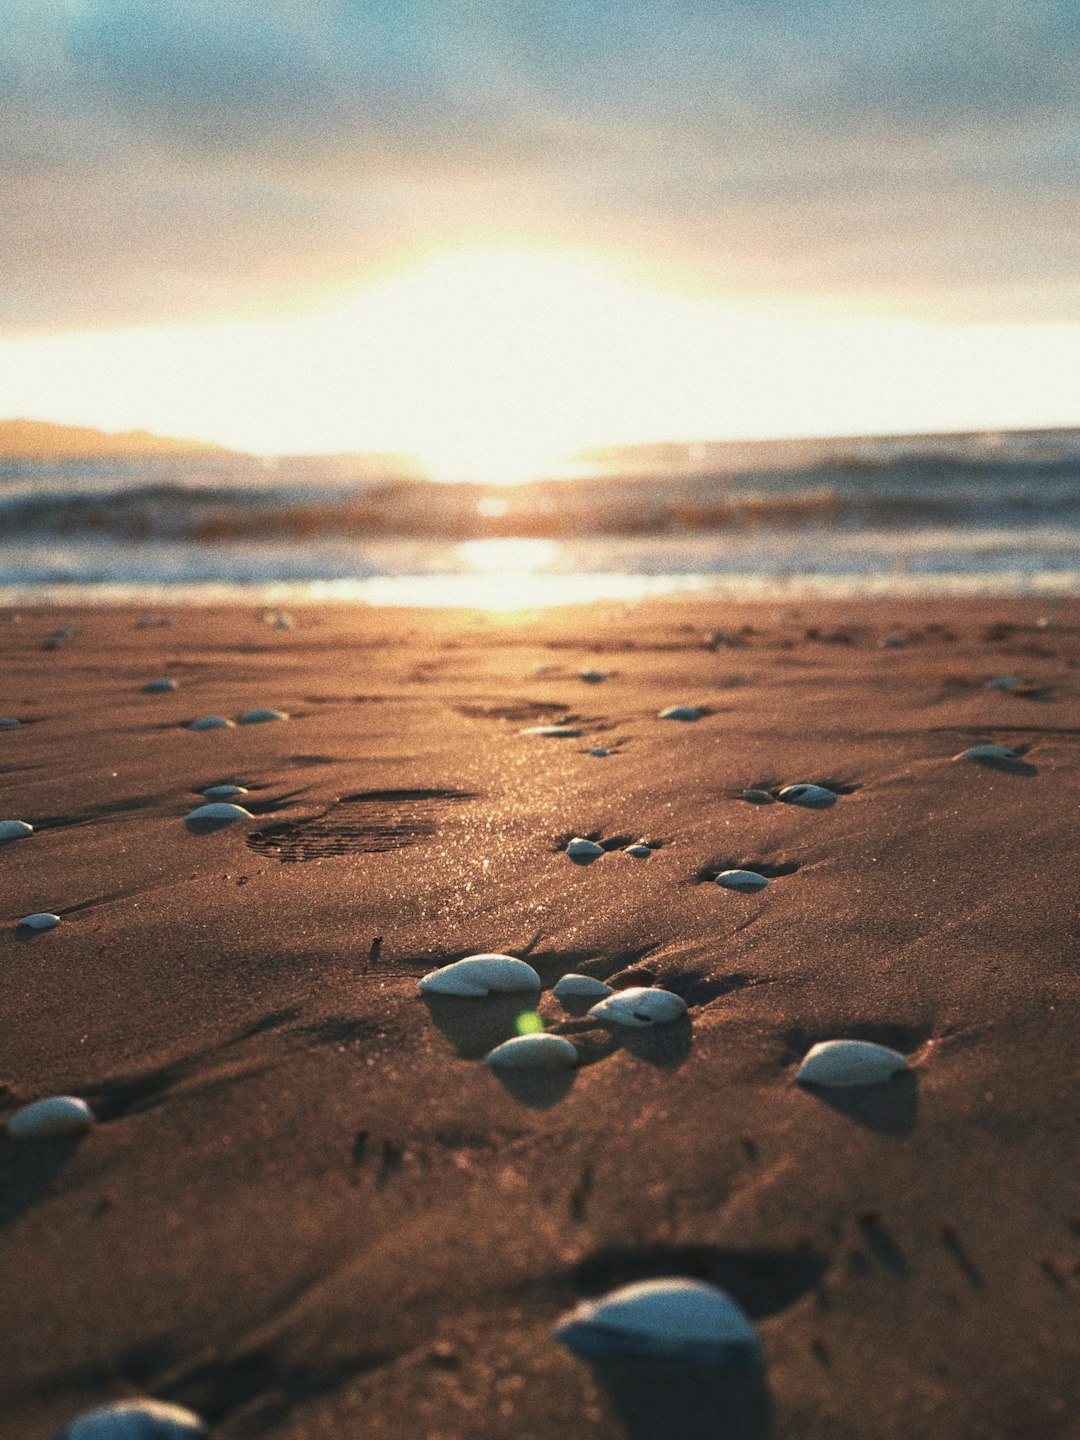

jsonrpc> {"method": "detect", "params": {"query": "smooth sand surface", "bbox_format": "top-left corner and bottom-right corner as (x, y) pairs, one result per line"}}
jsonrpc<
(1, 597), (1078, 1438)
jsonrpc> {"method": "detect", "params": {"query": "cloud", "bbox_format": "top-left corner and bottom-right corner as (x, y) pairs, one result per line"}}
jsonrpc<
(2, 0), (1080, 333)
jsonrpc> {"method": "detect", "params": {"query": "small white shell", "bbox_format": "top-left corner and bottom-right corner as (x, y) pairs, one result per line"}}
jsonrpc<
(985, 675), (1024, 691)
(589, 746), (610, 757)
(579, 669), (607, 683)
(623, 842), (652, 858)
(795, 1039), (908, 1087)
(553, 974), (614, 1000)
(520, 724), (582, 737)
(200, 784), (249, 799)
(588, 986), (687, 1027)
(51, 1399), (209, 1439)
(953, 744), (1017, 762)
(484, 1034), (578, 1069)
(778, 783), (837, 808)
(714, 869), (768, 893)
(186, 716), (234, 731)
(553, 1278), (761, 1364)
(237, 708), (288, 724)
(0, 819), (33, 841)
(0, 716), (21, 727)
(659, 705), (704, 721)
(418, 954), (541, 997)
(19, 912), (60, 931)
(741, 789), (775, 805)
(142, 678), (177, 693)
(8, 1095), (94, 1139)
(566, 837), (604, 859)
(184, 802), (253, 823)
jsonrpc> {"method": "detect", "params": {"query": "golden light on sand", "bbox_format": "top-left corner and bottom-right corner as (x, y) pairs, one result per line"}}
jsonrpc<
(456, 537), (562, 572)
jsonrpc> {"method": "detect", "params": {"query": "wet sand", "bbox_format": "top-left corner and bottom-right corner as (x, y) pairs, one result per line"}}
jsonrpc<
(1, 596), (1078, 1439)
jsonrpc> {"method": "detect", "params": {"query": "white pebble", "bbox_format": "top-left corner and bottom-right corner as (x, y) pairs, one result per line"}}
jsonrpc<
(418, 954), (541, 997)
(589, 746), (610, 757)
(184, 802), (254, 824)
(553, 1278), (761, 1364)
(186, 716), (234, 731)
(579, 668), (607, 683)
(952, 743), (1017, 762)
(741, 789), (775, 805)
(658, 705), (704, 721)
(200, 784), (249, 799)
(714, 869), (768, 892)
(484, 1034), (578, 1069)
(51, 1399), (209, 1439)
(0, 716), (21, 728)
(778, 783), (837, 808)
(142, 678), (177, 693)
(19, 912), (60, 931)
(623, 841), (652, 858)
(237, 708), (288, 724)
(567, 837), (604, 859)
(520, 724), (582, 737)
(985, 675), (1024, 691)
(0, 819), (33, 841)
(795, 1039), (908, 1087)
(8, 1096), (94, 1139)
(588, 986), (687, 1027)
(553, 974), (614, 1000)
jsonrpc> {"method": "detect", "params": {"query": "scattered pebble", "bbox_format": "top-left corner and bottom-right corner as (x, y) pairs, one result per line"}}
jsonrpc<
(778, 784), (837, 809)
(7, 1095), (94, 1139)
(881, 636), (905, 648)
(135, 615), (173, 629)
(589, 746), (610, 757)
(553, 974), (614, 1000)
(0, 819), (33, 842)
(741, 789), (775, 805)
(520, 724), (582, 737)
(659, 705), (704, 721)
(1036, 616), (1060, 630)
(237, 708), (289, 724)
(714, 869), (768, 893)
(418, 954), (542, 997)
(0, 716), (21, 728)
(484, 1034), (579, 1069)
(623, 840), (653, 858)
(795, 1039), (909, 1087)
(186, 716), (234, 731)
(553, 1278), (761, 1365)
(142, 678), (178, 693)
(985, 675), (1025, 691)
(200, 784), (249, 799)
(952, 743), (1018, 763)
(588, 986), (687, 1027)
(184, 802), (253, 826)
(18, 912), (60, 931)
(51, 1400), (209, 1439)
(579, 668), (607, 683)
(566, 837), (604, 859)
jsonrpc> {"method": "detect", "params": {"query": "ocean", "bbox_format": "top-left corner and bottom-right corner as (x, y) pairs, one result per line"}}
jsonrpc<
(2, 430), (1079, 609)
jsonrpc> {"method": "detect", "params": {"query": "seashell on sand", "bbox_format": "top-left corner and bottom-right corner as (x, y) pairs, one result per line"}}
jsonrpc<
(623, 841), (652, 857)
(520, 724), (582, 737)
(200, 784), (249, 799)
(579, 668), (607, 683)
(8, 1095), (94, 1139)
(952, 743), (1018, 762)
(554, 973), (614, 1000)
(566, 837), (604, 859)
(51, 1399), (209, 1439)
(740, 788), (775, 804)
(418, 954), (542, 997)
(588, 986), (687, 1027)
(142, 678), (177, 693)
(0, 716), (21, 728)
(184, 802), (254, 826)
(795, 1039), (908, 1087)
(186, 716), (234, 731)
(714, 869), (768, 892)
(484, 1034), (578, 1069)
(237, 708), (288, 724)
(778, 783), (837, 808)
(0, 819), (33, 842)
(985, 675), (1024, 691)
(589, 746), (610, 757)
(659, 705), (704, 721)
(18, 912), (60, 931)
(553, 1278), (761, 1365)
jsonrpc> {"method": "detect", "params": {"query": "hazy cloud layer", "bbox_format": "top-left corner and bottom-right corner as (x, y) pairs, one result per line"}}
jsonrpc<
(3, 0), (1079, 332)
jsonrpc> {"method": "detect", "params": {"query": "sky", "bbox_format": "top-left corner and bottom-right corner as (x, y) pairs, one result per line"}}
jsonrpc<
(2, 1), (1080, 471)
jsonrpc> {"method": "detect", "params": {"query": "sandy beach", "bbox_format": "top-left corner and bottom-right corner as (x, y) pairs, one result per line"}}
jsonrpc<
(1, 596), (1078, 1439)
